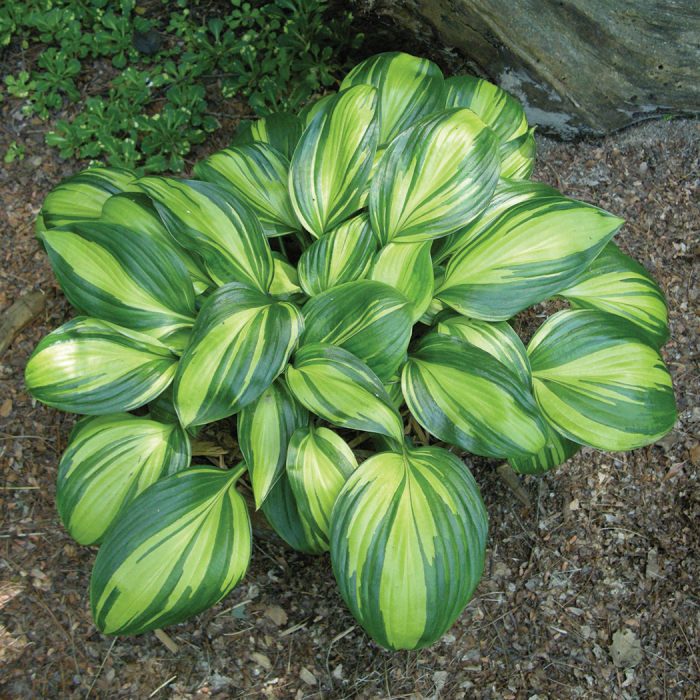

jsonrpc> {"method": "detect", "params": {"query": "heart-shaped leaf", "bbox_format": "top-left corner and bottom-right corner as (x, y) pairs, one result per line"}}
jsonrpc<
(100, 192), (213, 295)
(174, 283), (304, 428)
(238, 378), (308, 509)
(41, 222), (196, 346)
(527, 309), (677, 450)
(25, 317), (178, 415)
(402, 333), (547, 458)
(435, 315), (532, 390)
(330, 444), (487, 650)
(286, 343), (404, 443)
(437, 197), (625, 321)
(194, 142), (302, 237)
(287, 425), (357, 549)
(369, 108), (500, 245)
(231, 112), (304, 160)
(39, 166), (139, 231)
(297, 213), (377, 297)
(368, 240), (433, 322)
(138, 177), (273, 292)
(431, 178), (559, 265)
(289, 84), (379, 237)
(555, 241), (669, 349)
(340, 52), (446, 145)
(91, 465), (251, 635)
(57, 413), (190, 545)
(299, 279), (412, 382)
(445, 75), (529, 146)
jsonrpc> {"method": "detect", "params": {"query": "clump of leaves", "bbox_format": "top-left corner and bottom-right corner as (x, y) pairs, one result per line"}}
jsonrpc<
(27, 53), (677, 651)
(3, 0), (362, 172)
(4, 140), (25, 162)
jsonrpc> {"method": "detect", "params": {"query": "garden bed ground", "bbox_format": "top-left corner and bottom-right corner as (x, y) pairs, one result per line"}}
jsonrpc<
(0, 70), (698, 698)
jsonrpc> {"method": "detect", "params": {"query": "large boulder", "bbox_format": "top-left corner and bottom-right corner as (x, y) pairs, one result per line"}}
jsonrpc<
(349, 0), (700, 138)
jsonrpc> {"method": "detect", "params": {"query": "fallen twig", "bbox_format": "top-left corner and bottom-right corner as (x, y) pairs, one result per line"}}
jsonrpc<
(84, 637), (116, 699)
(154, 628), (178, 654)
(0, 289), (49, 358)
(148, 675), (177, 698)
(496, 463), (532, 508)
(190, 440), (229, 457)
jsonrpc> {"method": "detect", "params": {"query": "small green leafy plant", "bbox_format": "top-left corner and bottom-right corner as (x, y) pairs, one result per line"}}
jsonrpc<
(4, 70), (36, 98)
(26, 53), (677, 651)
(4, 140), (25, 162)
(3, 0), (361, 172)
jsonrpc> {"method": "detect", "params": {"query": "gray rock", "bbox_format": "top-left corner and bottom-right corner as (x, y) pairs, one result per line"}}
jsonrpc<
(349, 0), (700, 138)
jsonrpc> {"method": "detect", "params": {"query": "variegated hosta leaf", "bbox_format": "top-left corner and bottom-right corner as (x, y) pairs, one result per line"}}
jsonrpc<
(138, 177), (273, 292)
(91, 464), (251, 636)
(260, 471), (327, 554)
(402, 334), (547, 458)
(174, 283), (304, 428)
(34, 211), (46, 238)
(419, 298), (448, 326)
(445, 75), (528, 147)
(195, 286), (214, 311)
(368, 240), (433, 322)
(286, 343), (404, 443)
(418, 265), (448, 325)
(231, 112), (303, 160)
(297, 213), (377, 297)
(193, 142), (302, 238)
(527, 309), (677, 451)
(238, 378), (309, 509)
(41, 222), (196, 346)
(57, 414), (191, 545)
(39, 166), (140, 233)
(509, 420), (581, 475)
(100, 192), (213, 295)
(437, 198), (625, 321)
(25, 317), (178, 415)
(289, 84), (379, 238)
(555, 241), (670, 349)
(299, 279), (412, 382)
(369, 108), (500, 245)
(358, 145), (386, 209)
(330, 445), (488, 650)
(270, 253), (304, 301)
(340, 51), (446, 145)
(297, 94), (334, 127)
(431, 178), (560, 265)
(383, 373), (404, 409)
(500, 128), (536, 179)
(436, 315), (532, 389)
(287, 425), (358, 549)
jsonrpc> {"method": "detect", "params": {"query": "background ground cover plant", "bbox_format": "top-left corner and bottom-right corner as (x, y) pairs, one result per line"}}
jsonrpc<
(23, 51), (679, 654)
(1, 0), (361, 172)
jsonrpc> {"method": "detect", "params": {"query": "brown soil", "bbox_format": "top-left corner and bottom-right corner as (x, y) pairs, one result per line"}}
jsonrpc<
(0, 63), (699, 699)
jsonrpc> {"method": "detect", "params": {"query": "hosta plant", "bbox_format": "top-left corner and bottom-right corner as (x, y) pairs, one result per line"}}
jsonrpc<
(26, 52), (677, 651)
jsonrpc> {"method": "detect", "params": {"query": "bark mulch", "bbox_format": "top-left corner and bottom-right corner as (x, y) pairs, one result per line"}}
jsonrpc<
(0, 72), (698, 699)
